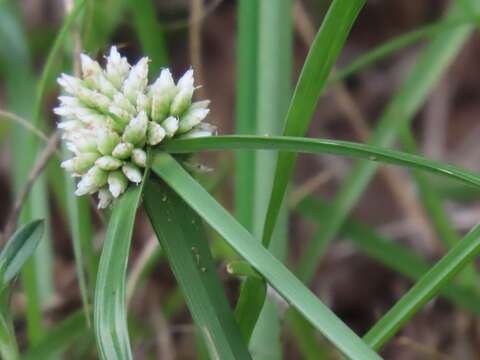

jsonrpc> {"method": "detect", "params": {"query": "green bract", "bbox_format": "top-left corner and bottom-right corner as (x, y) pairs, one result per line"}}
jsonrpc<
(56, 46), (215, 208)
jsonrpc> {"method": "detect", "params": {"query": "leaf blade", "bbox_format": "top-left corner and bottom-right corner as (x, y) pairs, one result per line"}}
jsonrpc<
(144, 177), (252, 360)
(150, 152), (381, 360)
(93, 186), (143, 360)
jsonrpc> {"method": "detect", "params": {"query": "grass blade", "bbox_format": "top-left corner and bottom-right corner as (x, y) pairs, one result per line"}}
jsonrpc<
(151, 152), (381, 360)
(144, 177), (252, 360)
(296, 0), (480, 284)
(0, 220), (44, 360)
(93, 184), (144, 360)
(0, 4), (52, 343)
(297, 196), (480, 315)
(126, 0), (168, 75)
(363, 224), (480, 350)
(238, 0), (293, 351)
(331, 15), (478, 83)
(399, 127), (478, 288)
(160, 135), (480, 188)
(235, 0), (258, 230)
(0, 311), (18, 360)
(261, 0), (366, 249)
(0, 220), (44, 292)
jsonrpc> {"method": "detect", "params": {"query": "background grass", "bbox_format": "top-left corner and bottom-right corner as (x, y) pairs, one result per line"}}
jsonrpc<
(1, 0), (480, 358)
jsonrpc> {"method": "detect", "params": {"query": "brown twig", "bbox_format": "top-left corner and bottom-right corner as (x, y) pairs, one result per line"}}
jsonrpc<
(2, 131), (61, 242)
(150, 290), (175, 360)
(0, 109), (50, 143)
(126, 235), (159, 307)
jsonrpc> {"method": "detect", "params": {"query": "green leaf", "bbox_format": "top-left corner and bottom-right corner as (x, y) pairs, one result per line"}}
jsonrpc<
(399, 127), (478, 289)
(0, 220), (44, 360)
(296, 0), (480, 284)
(331, 14), (479, 83)
(297, 196), (480, 315)
(0, 3), (53, 343)
(0, 311), (18, 360)
(150, 152), (381, 360)
(160, 135), (480, 188)
(93, 185), (144, 360)
(0, 220), (44, 292)
(261, 0), (366, 249)
(364, 224), (480, 350)
(235, 0), (259, 231)
(126, 0), (168, 75)
(238, 0), (293, 351)
(144, 177), (252, 360)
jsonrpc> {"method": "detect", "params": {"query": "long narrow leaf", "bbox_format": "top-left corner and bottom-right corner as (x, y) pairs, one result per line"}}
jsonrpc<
(93, 184), (145, 360)
(297, 196), (480, 315)
(160, 136), (480, 188)
(0, 220), (44, 360)
(296, 0), (480, 283)
(150, 152), (381, 360)
(261, 0), (366, 248)
(363, 224), (480, 350)
(331, 15), (478, 83)
(144, 177), (252, 360)
(0, 220), (44, 292)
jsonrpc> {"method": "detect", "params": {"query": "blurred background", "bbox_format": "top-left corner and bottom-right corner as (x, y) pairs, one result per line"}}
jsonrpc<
(1, 0), (480, 358)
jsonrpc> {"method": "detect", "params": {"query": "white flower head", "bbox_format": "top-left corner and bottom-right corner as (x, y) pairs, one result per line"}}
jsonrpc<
(56, 46), (214, 208)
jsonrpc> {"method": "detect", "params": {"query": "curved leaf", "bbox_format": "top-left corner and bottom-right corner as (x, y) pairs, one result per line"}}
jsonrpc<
(150, 152), (381, 360)
(144, 178), (252, 360)
(364, 224), (480, 350)
(93, 185), (144, 360)
(261, 0), (366, 250)
(0, 220), (44, 292)
(160, 135), (480, 188)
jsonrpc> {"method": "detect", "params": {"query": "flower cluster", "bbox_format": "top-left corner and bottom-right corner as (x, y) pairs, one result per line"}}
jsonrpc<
(55, 46), (215, 208)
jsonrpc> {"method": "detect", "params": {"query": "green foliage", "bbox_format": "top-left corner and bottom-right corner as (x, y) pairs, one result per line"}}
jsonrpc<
(93, 185), (144, 360)
(144, 177), (251, 360)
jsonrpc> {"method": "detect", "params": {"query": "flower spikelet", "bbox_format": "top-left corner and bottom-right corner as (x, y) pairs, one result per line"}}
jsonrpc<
(56, 46), (215, 208)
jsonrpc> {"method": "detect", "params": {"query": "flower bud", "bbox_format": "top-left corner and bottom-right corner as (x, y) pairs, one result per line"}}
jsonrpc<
(108, 171), (128, 198)
(98, 188), (113, 209)
(131, 148), (147, 167)
(57, 120), (82, 132)
(150, 69), (178, 122)
(179, 123), (217, 139)
(170, 86), (194, 117)
(80, 54), (102, 81)
(178, 108), (210, 133)
(58, 74), (83, 95)
(162, 116), (179, 137)
(70, 133), (98, 154)
(123, 111), (148, 145)
(75, 166), (108, 195)
(61, 152), (99, 174)
(122, 163), (142, 184)
(77, 87), (111, 112)
(190, 100), (211, 110)
(96, 156), (123, 171)
(105, 46), (130, 89)
(136, 92), (151, 114)
(177, 69), (194, 91)
(123, 57), (149, 103)
(94, 73), (118, 99)
(112, 142), (134, 159)
(113, 92), (137, 114)
(147, 121), (165, 145)
(96, 128), (120, 155)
